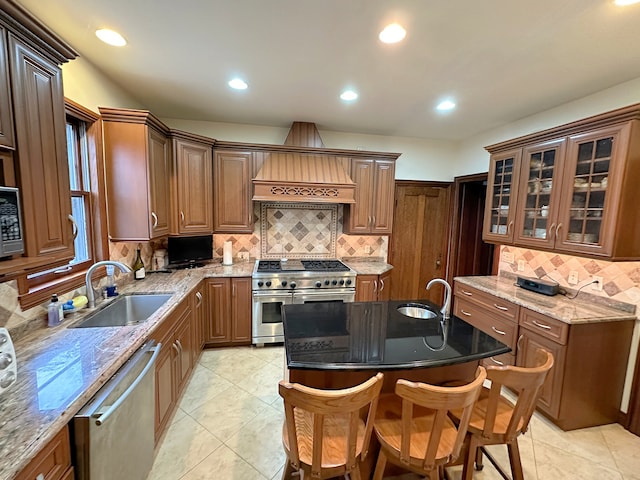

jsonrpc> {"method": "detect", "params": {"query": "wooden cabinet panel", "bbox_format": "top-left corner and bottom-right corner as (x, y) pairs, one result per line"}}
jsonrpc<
(153, 336), (175, 442)
(192, 284), (206, 350)
(172, 135), (213, 234)
(101, 108), (171, 241)
(205, 277), (252, 345)
(0, 26), (14, 149)
(174, 304), (194, 393)
(454, 297), (518, 349)
(378, 270), (392, 302)
(483, 149), (521, 244)
(454, 283), (518, 322)
(519, 308), (569, 345)
(344, 158), (396, 234)
(9, 33), (73, 260)
(213, 150), (253, 233)
(15, 425), (72, 480)
(356, 273), (391, 302)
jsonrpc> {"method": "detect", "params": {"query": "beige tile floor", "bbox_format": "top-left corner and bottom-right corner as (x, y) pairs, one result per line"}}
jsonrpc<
(147, 346), (640, 480)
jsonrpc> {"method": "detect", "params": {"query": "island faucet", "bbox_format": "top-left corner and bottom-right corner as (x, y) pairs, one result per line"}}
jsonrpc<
(426, 278), (452, 319)
(85, 260), (132, 308)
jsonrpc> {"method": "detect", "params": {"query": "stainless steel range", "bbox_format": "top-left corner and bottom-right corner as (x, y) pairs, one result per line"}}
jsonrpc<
(252, 259), (356, 345)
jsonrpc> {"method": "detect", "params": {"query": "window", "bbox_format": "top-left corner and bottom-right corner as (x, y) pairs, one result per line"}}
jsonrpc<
(19, 99), (108, 309)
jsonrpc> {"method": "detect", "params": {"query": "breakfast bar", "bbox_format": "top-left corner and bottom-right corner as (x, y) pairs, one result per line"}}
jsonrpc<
(282, 300), (511, 392)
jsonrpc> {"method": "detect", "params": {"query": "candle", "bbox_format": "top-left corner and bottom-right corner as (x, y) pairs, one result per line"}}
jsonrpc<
(223, 241), (233, 265)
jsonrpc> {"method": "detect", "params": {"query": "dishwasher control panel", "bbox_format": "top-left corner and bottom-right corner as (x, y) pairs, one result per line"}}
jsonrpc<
(0, 327), (17, 395)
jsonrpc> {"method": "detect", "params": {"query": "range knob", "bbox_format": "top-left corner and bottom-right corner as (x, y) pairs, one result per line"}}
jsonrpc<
(324, 280), (330, 286)
(315, 281), (322, 288)
(257, 281), (264, 287)
(0, 371), (15, 389)
(266, 281), (272, 287)
(346, 279), (352, 286)
(332, 280), (338, 286)
(339, 279), (345, 285)
(290, 282), (297, 289)
(281, 281), (287, 287)
(0, 333), (6, 345)
(0, 353), (11, 370)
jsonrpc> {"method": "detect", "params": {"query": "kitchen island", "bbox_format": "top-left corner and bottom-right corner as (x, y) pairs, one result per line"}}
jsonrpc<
(282, 300), (511, 391)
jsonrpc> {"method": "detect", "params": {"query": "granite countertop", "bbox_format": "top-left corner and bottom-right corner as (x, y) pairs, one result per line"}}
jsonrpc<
(0, 260), (254, 480)
(282, 300), (510, 370)
(341, 257), (393, 275)
(454, 275), (637, 325)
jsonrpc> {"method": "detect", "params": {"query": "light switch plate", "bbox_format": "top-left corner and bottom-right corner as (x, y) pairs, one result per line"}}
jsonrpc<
(517, 260), (525, 271)
(502, 252), (514, 263)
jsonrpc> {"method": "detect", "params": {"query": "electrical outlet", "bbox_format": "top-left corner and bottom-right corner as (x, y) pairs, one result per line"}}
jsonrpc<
(517, 260), (525, 271)
(592, 276), (603, 291)
(237, 251), (249, 261)
(568, 271), (579, 285)
(502, 252), (514, 263)
(364, 245), (372, 254)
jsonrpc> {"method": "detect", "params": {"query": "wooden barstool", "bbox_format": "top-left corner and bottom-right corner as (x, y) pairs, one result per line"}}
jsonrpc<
(451, 349), (554, 480)
(372, 366), (487, 480)
(278, 372), (384, 480)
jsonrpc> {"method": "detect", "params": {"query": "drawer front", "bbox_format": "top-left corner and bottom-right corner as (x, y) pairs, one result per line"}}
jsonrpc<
(519, 308), (568, 345)
(16, 426), (72, 480)
(454, 282), (519, 323)
(454, 297), (518, 349)
(482, 351), (516, 368)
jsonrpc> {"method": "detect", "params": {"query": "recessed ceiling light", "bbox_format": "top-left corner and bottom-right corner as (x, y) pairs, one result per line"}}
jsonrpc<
(228, 78), (248, 90)
(614, 0), (640, 5)
(340, 90), (358, 101)
(379, 23), (406, 44)
(95, 28), (127, 47)
(436, 100), (456, 111)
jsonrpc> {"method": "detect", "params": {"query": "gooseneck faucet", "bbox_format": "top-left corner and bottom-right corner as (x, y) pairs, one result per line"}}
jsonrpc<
(426, 278), (452, 319)
(85, 260), (132, 308)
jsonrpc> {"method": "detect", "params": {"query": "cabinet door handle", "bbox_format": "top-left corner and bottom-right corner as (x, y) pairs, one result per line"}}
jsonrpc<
(68, 214), (79, 240)
(54, 265), (72, 274)
(489, 357), (505, 366)
(368, 216), (372, 226)
(517, 334), (524, 352)
(507, 220), (513, 234)
(555, 223), (562, 238)
(549, 223), (556, 240)
(493, 303), (509, 312)
(371, 215), (376, 226)
(151, 211), (158, 228)
(195, 291), (202, 307)
(379, 279), (385, 292)
(461, 290), (473, 296)
(175, 339), (183, 352)
(232, 283), (236, 297)
(180, 211), (185, 225)
(373, 280), (378, 293)
(491, 326), (506, 336)
(172, 343), (180, 354)
(460, 309), (471, 316)
(532, 320), (552, 330)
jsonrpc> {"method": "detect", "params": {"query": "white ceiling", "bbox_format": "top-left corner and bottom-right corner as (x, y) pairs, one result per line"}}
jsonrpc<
(15, 0), (640, 141)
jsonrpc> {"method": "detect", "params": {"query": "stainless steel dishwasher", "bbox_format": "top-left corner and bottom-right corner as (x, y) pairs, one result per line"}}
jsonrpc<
(72, 341), (160, 480)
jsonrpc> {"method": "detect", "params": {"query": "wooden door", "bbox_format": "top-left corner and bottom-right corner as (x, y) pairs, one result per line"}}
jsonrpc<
(345, 159), (374, 233)
(371, 160), (396, 233)
(148, 127), (170, 238)
(174, 138), (213, 234)
(9, 34), (74, 260)
(213, 150), (253, 232)
(0, 27), (14, 149)
(231, 277), (252, 343)
(205, 278), (231, 343)
(389, 182), (452, 302)
(355, 274), (377, 302)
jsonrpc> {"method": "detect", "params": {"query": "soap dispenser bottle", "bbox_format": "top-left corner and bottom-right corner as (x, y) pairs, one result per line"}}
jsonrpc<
(47, 294), (63, 327)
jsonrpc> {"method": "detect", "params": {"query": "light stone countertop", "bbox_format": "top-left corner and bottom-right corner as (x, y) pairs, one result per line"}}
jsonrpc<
(0, 260), (254, 480)
(341, 257), (393, 275)
(454, 275), (637, 324)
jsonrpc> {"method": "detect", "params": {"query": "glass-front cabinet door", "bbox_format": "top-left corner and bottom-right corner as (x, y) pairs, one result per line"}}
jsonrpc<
(555, 125), (629, 256)
(513, 139), (566, 249)
(483, 149), (521, 244)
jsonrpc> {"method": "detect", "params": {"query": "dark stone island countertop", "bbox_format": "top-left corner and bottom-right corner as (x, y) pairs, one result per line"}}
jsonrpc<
(282, 300), (511, 370)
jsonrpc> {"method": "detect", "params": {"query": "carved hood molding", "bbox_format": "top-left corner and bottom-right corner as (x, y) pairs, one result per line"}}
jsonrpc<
(252, 122), (356, 204)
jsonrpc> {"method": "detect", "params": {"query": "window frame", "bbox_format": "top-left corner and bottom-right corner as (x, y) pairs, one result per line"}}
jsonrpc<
(18, 99), (109, 310)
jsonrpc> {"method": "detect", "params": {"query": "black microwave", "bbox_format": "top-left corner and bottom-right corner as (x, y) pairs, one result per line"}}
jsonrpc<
(0, 187), (24, 258)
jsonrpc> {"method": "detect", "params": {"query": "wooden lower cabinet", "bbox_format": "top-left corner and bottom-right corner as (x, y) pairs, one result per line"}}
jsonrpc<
(150, 296), (195, 443)
(192, 282), (206, 350)
(15, 425), (73, 480)
(355, 271), (391, 302)
(204, 277), (252, 345)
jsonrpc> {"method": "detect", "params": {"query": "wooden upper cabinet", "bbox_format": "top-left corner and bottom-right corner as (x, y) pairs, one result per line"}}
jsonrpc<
(484, 105), (640, 260)
(344, 158), (396, 234)
(483, 149), (521, 244)
(0, 26), (15, 150)
(9, 33), (74, 260)
(171, 131), (214, 235)
(213, 149), (253, 233)
(100, 108), (171, 241)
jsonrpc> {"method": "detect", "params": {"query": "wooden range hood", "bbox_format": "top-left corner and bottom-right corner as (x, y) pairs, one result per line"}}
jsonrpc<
(252, 122), (356, 204)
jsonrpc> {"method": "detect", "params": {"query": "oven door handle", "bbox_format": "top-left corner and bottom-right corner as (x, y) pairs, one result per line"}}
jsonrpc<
(252, 291), (294, 300)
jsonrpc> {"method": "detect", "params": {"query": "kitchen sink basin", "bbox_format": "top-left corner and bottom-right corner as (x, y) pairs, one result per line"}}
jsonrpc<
(397, 303), (438, 320)
(70, 293), (172, 328)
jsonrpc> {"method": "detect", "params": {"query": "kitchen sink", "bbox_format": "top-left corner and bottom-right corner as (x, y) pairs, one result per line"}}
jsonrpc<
(70, 293), (172, 328)
(397, 303), (438, 320)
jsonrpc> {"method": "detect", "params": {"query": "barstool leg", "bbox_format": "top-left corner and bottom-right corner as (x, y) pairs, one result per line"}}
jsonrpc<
(507, 440), (524, 480)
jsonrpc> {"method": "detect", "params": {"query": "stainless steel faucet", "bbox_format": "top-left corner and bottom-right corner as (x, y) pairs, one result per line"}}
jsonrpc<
(426, 278), (452, 319)
(85, 260), (132, 308)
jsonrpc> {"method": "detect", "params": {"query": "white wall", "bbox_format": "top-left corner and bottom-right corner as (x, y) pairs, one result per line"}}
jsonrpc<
(163, 118), (459, 182)
(455, 76), (640, 178)
(61, 57), (143, 114)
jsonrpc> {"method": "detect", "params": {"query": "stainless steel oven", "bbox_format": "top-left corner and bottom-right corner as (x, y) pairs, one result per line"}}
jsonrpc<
(251, 259), (356, 345)
(0, 186), (24, 257)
